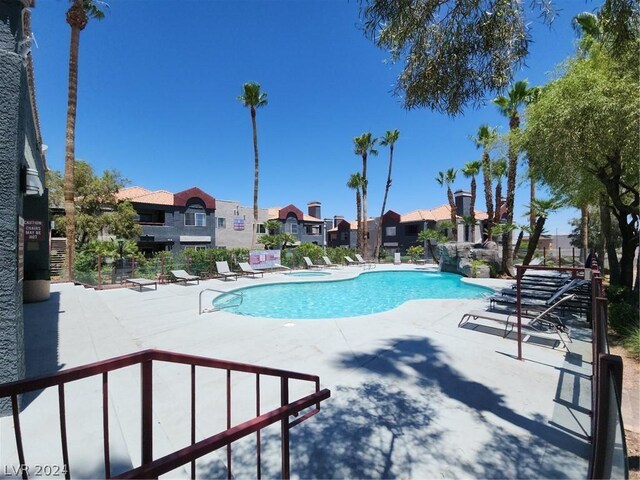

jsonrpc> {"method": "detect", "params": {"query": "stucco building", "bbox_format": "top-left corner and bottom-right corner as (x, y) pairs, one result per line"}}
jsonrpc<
(0, 0), (49, 413)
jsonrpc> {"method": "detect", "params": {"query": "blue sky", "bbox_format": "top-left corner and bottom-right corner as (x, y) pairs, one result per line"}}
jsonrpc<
(32, 0), (595, 234)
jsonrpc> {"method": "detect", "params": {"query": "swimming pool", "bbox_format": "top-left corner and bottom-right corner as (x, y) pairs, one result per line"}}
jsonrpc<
(284, 271), (331, 277)
(212, 271), (491, 319)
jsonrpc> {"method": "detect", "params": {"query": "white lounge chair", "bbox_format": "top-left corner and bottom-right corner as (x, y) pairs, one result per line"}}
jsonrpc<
(215, 261), (239, 281)
(170, 270), (200, 285)
(125, 277), (157, 291)
(303, 257), (323, 269)
(393, 252), (401, 265)
(322, 256), (339, 268)
(355, 254), (367, 264)
(238, 262), (263, 278)
(344, 256), (359, 266)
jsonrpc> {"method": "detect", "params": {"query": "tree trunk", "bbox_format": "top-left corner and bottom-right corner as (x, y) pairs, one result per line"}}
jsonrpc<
(522, 216), (546, 265)
(447, 187), (457, 240)
(600, 194), (620, 285)
(250, 106), (259, 249)
(580, 204), (589, 263)
(356, 190), (362, 253)
(64, 15), (84, 281)
(513, 230), (524, 260)
(375, 144), (394, 260)
(469, 176), (476, 243)
(529, 157), (536, 231)
(502, 128), (518, 276)
(427, 240), (439, 263)
(494, 181), (502, 228)
(482, 151), (494, 241)
(361, 153), (368, 257)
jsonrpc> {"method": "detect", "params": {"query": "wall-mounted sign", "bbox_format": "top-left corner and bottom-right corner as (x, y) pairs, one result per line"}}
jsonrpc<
(24, 219), (45, 241)
(18, 217), (24, 281)
(233, 218), (245, 231)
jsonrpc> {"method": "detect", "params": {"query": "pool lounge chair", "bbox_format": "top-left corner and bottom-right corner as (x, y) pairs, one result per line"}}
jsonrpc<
(238, 262), (263, 278)
(170, 270), (200, 285)
(344, 256), (359, 266)
(125, 277), (157, 291)
(303, 257), (323, 269)
(459, 294), (575, 350)
(489, 279), (589, 313)
(394, 252), (402, 265)
(322, 256), (339, 268)
(215, 261), (239, 281)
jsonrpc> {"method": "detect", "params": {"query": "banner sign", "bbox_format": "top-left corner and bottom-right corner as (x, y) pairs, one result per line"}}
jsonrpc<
(233, 218), (245, 231)
(249, 249), (281, 269)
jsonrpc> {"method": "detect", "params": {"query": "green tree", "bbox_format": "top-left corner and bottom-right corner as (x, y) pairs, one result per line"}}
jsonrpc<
(522, 198), (563, 266)
(461, 160), (482, 242)
(353, 133), (378, 257)
(264, 219), (281, 235)
(435, 169), (458, 240)
(525, 41), (639, 289)
(374, 129), (400, 260)
(470, 124), (498, 241)
(238, 82), (268, 249)
(418, 228), (445, 262)
(493, 80), (538, 275)
(52, 160), (142, 248)
(63, 0), (106, 280)
(358, 0), (636, 115)
(347, 172), (365, 254)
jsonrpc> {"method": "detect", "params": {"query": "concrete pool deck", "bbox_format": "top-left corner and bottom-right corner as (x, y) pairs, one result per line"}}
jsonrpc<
(2, 264), (594, 478)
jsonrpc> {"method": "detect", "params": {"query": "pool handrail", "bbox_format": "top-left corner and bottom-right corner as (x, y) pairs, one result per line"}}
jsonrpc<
(199, 288), (243, 315)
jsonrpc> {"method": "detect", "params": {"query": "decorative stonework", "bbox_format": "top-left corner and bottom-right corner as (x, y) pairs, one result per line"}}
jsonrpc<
(437, 242), (500, 278)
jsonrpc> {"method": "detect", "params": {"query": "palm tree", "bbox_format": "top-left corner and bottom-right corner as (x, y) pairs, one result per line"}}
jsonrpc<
(522, 198), (563, 266)
(470, 124), (498, 241)
(436, 169), (458, 240)
(238, 82), (268, 248)
(491, 158), (507, 229)
(418, 229), (444, 262)
(374, 129), (400, 260)
(347, 173), (365, 254)
(63, 0), (105, 281)
(353, 132), (378, 258)
(461, 160), (482, 242)
(494, 80), (538, 275)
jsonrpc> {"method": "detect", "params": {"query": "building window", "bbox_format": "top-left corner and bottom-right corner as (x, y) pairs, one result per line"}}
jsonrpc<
(405, 224), (418, 236)
(185, 212), (206, 227)
(257, 224), (266, 234)
(289, 223), (298, 235)
(217, 218), (226, 229)
(340, 232), (349, 242)
(385, 226), (396, 236)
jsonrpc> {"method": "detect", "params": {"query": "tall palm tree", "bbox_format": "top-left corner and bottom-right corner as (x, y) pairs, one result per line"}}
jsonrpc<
(436, 169), (458, 240)
(238, 82), (268, 248)
(347, 173), (365, 253)
(353, 132), (378, 257)
(374, 129), (400, 259)
(492, 158), (507, 229)
(470, 124), (497, 241)
(461, 160), (482, 242)
(493, 80), (538, 275)
(63, 0), (105, 281)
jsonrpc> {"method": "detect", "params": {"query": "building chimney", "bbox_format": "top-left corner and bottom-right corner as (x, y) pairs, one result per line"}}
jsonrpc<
(454, 190), (471, 217)
(308, 201), (321, 219)
(333, 215), (344, 228)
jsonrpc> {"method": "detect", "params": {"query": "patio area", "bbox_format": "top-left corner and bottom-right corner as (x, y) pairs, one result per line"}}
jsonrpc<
(1, 265), (594, 478)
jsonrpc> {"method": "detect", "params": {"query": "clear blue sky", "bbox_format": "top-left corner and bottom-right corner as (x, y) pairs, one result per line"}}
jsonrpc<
(32, 0), (596, 234)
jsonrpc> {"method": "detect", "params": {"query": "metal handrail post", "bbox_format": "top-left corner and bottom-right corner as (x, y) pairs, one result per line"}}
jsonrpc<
(516, 266), (523, 361)
(141, 360), (153, 465)
(281, 377), (290, 479)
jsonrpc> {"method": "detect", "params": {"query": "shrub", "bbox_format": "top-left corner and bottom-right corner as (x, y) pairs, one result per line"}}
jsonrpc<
(407, 245), (424, 262)
(608, 301), (640, 336)
(623, 327), (640, 360)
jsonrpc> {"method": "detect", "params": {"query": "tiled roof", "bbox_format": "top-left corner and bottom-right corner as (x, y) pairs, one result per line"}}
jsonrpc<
(267, 207), (280, 219)
(131, 190), (174, 206)
(303, 214), (323, 223)
(400, 204), (487, 223)
(115, 186), (152, 201)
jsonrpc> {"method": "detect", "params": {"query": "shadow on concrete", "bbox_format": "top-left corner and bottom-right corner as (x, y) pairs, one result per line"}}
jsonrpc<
(198, 335), (590, 478)
(22, 291), (64, 409)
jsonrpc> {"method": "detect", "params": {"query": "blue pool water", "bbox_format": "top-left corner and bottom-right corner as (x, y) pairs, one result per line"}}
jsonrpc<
(212, 271), (491, 319)
(284, 271), (332, 277)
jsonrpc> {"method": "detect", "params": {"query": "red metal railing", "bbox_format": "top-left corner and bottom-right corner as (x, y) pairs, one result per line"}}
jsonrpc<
(588, 272), (627, 479)
(0, 349), (330, 479)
